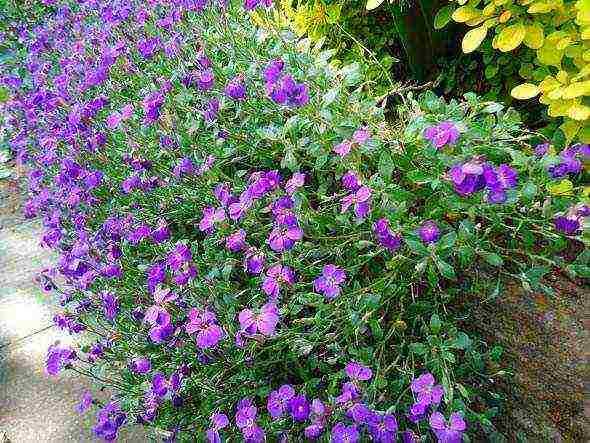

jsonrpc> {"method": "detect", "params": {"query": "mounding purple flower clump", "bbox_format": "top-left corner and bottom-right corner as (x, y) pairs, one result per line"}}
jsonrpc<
(7, 0), (585, 441)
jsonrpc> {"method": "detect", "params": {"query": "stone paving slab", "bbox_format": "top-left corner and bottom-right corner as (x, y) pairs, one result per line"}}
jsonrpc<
(0, 217), (150, 442)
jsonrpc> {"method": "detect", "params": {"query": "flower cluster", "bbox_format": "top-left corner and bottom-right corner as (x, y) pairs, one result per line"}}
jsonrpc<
(447, 158), (518, 203)
(263, 58), (309, 107)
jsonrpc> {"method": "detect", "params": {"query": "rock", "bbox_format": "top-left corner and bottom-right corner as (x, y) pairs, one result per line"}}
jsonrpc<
(470, 277), (589, 440)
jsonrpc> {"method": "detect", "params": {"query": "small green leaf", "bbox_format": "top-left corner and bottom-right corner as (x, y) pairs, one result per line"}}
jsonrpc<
(521, 182), (538, 200)
(435, 257), (456, 280)
(480, 252), (504, 267)
(430, 313), (442, 334)
(434, 5), (456, 29)
(410, 342), (428, 355)
(378, 151), (394, 181)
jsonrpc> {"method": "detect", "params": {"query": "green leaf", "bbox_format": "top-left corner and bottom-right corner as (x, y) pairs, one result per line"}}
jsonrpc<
(437, 232), (457, 250)
(430, 313), (442, 334)
(0, 86), (9, 103)
(409, 342), (428, 355)
(480, 252), (504, 267)
(406, 238), (429, 256)
(378, 151), (394, 181)
(450, 332), (472, 350)
(434, 5), (456, 29)
(566, 265), (590, 278)
(521, 182), (538, 200)
(366, 0), (385, 10)
(435, 257), (456, 280)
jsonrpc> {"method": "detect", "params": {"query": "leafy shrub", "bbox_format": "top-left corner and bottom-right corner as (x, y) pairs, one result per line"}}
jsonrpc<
(3, 0), (589, 442)
(437, 0), (590, 144)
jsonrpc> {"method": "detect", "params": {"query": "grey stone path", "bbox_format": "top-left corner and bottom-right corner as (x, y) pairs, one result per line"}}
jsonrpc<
(0, 216), (149, 442)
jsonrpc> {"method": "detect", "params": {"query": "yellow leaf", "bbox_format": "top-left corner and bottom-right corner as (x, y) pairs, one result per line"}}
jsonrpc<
(539, 75), (561, 92)
(511, 83), (540, 99)
(524, 23), (545, 49)
(562, 81), (590, 99)
(452, 6), (481, 23)
(559, 119), (581, 142)
(366, 0), (385, 11)
(581, 26), (590, 39)
(499, 10), (512, 22)
(483, 3), (496, 16)
(528, 2), (554, 13)
(547, 179), (574, 197)
(556, 37), (572, 50)
(537, 44), (565, 67)
(568, 103), (590, 120)
(462, 26), (488, 53)
(496, 22), (526, 52)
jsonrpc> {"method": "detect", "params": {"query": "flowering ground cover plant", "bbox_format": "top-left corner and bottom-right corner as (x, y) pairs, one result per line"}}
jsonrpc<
(2, 0), (589, 442)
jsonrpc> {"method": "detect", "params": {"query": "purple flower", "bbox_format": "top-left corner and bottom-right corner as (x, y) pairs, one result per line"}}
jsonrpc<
(407, 401), (428, 423)
(418, 221), (440, 244)
(411, 373), (444, 406)
(45, 344), (76, 376)
(137, 37), (161, 59)
(186, 309), (224, 349)
(238, 303), (279, 336)
(130, 357), (152, 374)
(348, 403), (372, 424)
(534, 142), (550, 157)
(235, 399), (257, 429)
(367, 413), (398, 442)
(267, 223), (304, 252)
(424, 121), (459, 149)
(341, 186), (372, 220)
(448, 161), (486, 196)
(262, 264), (295, 299)
(151, 220), (171, 243)
(333, 139), (352, 157)
(225, 75), (246, 100)
(314, 264), (346, 298)
(352, 127), (370, 144)
(198, 69), (215, 91)
(101, 292), (119, 321)
(206, 413), (229, 443)
(204, 98), (220, 122)
(244, 249), (265, 275)
(263, 59), (284, 83)
(576, 204), (590, 217)
(342, 171), (361, 191)
(92, 401), (126, 441)
(268, 74), (309, 107)
(336, 382), (361, 405)
(373, 219), (402, 251)
(554, 216), (580, 235)
(199, 206), (226, 234)
(331, 422), (360, 443)
(285, 172), (305, 194)
(226, 229), (247, 252)
(214, 183), (236, 207)
(151, 372), (169, 397)
(429, 412), (466, 443)
(75, 390), (93, 414)
(483, 164), (518, 202)
(345, 361), (373, 381)
(288, 394), (310, 422)
(147, 263), (166, 293)
(267, 384), (295, 418)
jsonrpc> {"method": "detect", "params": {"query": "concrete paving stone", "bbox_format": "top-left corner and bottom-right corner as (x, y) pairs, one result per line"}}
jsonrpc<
(0, 216), (151, 442)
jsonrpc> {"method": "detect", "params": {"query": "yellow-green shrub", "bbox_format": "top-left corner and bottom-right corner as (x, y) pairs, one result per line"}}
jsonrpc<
(437, 0), (590, 143)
